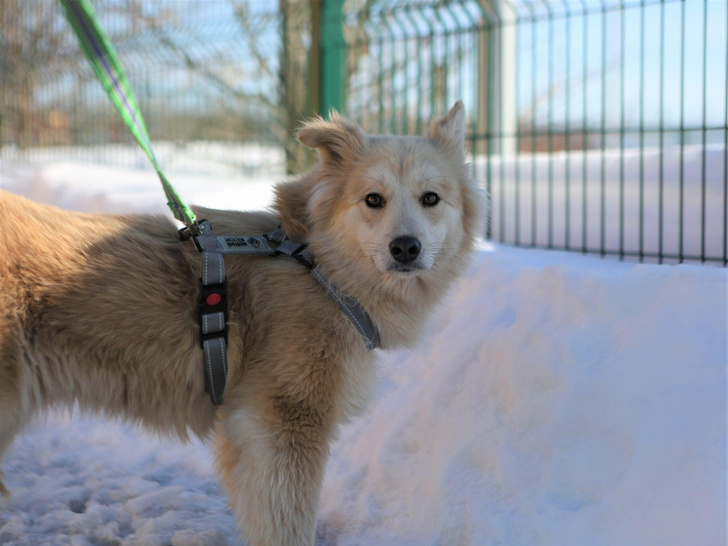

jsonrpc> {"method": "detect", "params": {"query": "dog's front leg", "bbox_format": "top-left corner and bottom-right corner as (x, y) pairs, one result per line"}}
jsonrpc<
(215, 399), (332, 546)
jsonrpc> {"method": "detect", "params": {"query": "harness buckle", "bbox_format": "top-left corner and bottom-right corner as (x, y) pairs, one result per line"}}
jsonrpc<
(200, 329), (227, 347)
(198, 279), (228, 348)
(291, 246), (316, 269)
(265, 229), (316, 269)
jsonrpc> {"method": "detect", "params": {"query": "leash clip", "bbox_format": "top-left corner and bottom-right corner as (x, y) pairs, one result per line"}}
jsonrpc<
(178, 221), (203, 241)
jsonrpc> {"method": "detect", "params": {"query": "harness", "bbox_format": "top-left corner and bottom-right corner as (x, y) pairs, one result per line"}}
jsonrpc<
(187, 221), (381, 405)
(60, 0), (380, 407)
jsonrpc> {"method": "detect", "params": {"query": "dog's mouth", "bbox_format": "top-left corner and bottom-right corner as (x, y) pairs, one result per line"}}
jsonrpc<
(386, 262), (427, 274)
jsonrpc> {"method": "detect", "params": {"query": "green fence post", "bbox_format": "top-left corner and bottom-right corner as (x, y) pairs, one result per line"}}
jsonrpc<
(320, 0), (345, 117)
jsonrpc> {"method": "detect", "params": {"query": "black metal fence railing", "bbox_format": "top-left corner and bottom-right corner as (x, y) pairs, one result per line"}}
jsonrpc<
(338, 0), (728, 265)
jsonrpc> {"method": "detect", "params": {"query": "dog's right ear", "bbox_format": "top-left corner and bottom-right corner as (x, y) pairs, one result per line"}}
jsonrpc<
(428, 100), (466, 153)
(297, 112), (365, 167)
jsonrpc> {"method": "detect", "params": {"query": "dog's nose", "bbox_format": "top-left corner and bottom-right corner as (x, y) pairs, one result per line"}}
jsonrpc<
(389, 236), (421, 264)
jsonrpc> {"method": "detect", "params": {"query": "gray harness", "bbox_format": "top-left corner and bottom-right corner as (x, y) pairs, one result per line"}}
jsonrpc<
(190, 220), (381, 405)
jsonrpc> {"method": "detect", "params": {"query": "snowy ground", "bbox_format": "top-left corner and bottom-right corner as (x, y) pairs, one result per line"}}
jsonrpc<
(0, 157), (726, 545)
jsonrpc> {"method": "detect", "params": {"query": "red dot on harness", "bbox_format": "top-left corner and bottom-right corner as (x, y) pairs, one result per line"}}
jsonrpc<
(206, 293), (222, 306)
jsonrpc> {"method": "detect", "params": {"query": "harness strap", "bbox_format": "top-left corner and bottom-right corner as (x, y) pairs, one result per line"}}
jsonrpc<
(268, 232), (379, 348)
(250, 227), (379, 348)
(194, 233), (276, 255)
(311, 267), (381, 351)
(197, 221), (228, 405)
(193, 223), (381, 406)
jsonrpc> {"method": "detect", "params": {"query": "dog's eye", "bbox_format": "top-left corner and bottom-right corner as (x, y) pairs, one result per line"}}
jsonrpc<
(365, 193), (385, 208)
(422, 192), (440, 207)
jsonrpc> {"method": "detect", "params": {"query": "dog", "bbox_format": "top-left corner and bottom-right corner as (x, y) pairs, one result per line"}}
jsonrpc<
(0, 101), (483, 545)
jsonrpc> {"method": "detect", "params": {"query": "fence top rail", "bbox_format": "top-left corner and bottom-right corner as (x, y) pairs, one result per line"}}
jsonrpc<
(339, 0), (682, 44)
(15, 0), (688, 80)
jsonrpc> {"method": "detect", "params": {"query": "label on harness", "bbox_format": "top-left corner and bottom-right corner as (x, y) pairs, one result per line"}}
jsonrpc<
(224, 237), (250, 248)
(195, 234), (275, 255)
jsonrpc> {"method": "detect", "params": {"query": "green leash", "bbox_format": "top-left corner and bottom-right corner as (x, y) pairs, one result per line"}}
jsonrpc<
(59, 0), (198, 231)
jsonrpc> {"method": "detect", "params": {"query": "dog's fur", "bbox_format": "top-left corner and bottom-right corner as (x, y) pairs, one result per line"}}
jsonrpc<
(0, 102), (483, 545)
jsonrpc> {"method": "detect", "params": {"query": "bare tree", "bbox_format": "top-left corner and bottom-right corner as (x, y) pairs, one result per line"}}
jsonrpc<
(1, 0), (67, 149)
(1, 0), (333, 172)
(130, 0), (317, 173)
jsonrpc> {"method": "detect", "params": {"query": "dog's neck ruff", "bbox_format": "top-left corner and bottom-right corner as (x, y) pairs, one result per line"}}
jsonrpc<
(190, 220), (381, 406)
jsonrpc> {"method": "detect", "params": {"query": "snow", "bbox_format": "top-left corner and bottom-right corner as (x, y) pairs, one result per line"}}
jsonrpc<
(0, 152), (726, 545)
(0, 413), (236, 545)
(320, 246), (726, 546)
(0, 157), (279, 216)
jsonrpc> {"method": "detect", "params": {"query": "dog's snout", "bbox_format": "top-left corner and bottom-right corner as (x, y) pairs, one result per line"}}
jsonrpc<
(389, 236), (422, 264)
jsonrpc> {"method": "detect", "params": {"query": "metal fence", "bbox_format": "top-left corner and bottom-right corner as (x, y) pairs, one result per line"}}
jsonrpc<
(1, 0), (307, 177)
(336, 0), (728, 265)
(2, 0), (727, 265)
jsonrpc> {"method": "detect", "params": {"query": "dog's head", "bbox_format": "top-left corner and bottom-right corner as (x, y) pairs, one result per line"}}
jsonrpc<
(275, 101), (483, 297)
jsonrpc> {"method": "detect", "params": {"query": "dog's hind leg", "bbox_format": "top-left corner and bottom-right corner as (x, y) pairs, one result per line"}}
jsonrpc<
(215, 403), (332, 546)
(0, 409), (26, 498)
(0, 336), (26, 498)
(0, 424), (19, 497)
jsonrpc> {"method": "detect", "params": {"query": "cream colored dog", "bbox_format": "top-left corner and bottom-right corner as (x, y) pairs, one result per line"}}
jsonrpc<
(0, 101), (483, 545)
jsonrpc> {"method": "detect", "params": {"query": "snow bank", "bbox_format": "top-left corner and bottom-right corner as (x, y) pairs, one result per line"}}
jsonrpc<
(0, 161), (725, 545)
(320, 245), (726, 546)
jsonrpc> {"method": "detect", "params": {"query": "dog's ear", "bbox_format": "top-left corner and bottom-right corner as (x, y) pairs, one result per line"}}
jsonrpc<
(428, 100), (466, 152)
(297, 112), (365, 167)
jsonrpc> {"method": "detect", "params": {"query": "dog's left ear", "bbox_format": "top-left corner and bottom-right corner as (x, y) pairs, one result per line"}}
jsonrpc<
(428, 100), (466, 152)
(297, 112), (365, 167)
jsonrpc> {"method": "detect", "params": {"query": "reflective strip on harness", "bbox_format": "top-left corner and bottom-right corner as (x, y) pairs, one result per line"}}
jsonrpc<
(197, 221), (228, 406)
(202, 337), (227, 406)
(311, 266), (381, 351)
